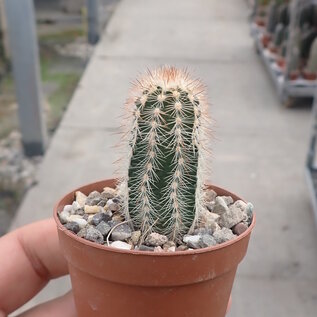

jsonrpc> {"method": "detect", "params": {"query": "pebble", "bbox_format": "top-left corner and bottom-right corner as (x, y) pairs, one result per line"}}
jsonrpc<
(112, 213), (124, 222)
(86, 191), (102, 206)
(213, 228), (236, 244)
(176, 245), (188, 251)
(145, 232), (168, 247)
(183, 235), (201, 249)
(64, 222), (80, 234)
(101, 187), (116, 199)
(220, 196), (234, 206)
(75, 191), (87, 207)
(194, 227), (213, 235)
(218, 200), (247, 228)
(111, 223), (132, 241)
(200, 234), (217, 247)
(198, 209), (220, 233)
(72, 201), (81, 211)
(63, 205), (73, 213)
(77, 227), (87, 238)
(131, 230), (141, 245)
(154, 246), (164, 252)
(96, 221), (111, 237)
(91, 212), (112, 226)
(163, 241), (176, 251)
(213, 197), (229, 215)
(245, 202), (254, 224)
(232, 222), (248, 235)
(205, 201), (215, 212)
(111, 241), (132, 250)
(58, 211), (70, 224)
(97, 200), (108, 207)
(109, 202), (120, 212)
(108, 220), (121, 228)
(138, 245), (154, 251)
(204, 189), (217, 202)
(67, 215), (87, 229)
(84, 205), (101, 214)
(85, 226), (104, 244)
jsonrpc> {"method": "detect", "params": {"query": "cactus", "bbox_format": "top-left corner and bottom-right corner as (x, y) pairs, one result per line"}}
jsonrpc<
(119, 66), (210, 242)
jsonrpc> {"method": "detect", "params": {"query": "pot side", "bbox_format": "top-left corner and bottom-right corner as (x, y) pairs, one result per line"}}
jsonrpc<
(54, 179), (255, 317)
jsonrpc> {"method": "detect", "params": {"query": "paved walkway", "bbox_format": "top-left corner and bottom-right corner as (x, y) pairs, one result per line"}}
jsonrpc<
(11, 0), (317, 316)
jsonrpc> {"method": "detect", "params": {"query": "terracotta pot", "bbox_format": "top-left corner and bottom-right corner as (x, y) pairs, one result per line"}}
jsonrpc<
(276, 57), (286, 69)
(261, 34), (271, 48)
(54, 179), (255, 317)
(255, 17), (266, 27)
(302, 70), (317, 81)
(289, 70), (300, 80)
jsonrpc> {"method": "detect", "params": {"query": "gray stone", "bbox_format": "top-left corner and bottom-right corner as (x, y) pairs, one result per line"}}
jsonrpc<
(245, 202), (254, 224)
(58, 211), (70, 224)
(213, 228), (236, 244)
(91, 211), (112, 226)
(101, 187), (116, 199)
(145, 232), (168, 247)
(77, 227), (88, 238)
(64, 221), (80, 234)
(204, 189), (217, 202)
(97, 199), (108, 207)
(183, 235), (202, 249)
(176, 245), (188, 251)
(111, 241), (132, 250)
(86, 190), (102, 206)
(111, 223), (132, 241)
(163, 241), (176, 251)
(219, 195), (234, 206)
(194, 227), (213, 235)
(198, 209), (220, 233)
(96, 221), (111, 237)
(109, 202), (120, 212)
(108, 220), (121, 228)
(200, 234), (217, 247)
(85, 226), (104, 244)
(218, 200), (247, 228)
(138, 244), (154, 251)
(213, 196), (229, 215)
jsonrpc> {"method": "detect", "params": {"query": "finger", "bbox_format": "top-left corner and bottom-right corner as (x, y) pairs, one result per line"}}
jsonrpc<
(0, 218), (68, 315)
(17, 291), (76, 317)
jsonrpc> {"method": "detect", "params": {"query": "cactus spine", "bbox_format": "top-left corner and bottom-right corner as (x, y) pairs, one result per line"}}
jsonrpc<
(119, 66), (210, 242)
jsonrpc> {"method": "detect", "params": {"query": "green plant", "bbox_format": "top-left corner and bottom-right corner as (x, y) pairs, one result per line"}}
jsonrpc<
(119, 66), (210, 242)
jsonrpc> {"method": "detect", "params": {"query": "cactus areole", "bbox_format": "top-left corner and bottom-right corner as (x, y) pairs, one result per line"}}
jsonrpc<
(119, 67), (210, 243)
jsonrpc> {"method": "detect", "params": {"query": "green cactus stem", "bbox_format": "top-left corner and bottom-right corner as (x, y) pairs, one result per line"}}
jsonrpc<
(119, 67), (210, 242)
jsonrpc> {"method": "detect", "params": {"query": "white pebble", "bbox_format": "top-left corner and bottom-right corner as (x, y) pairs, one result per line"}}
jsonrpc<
(72, 201), (81, 210)
(106, 199), (114, 207)
(76, 191), (87, 207)
(111, 241), (132, 250)
(67, 215), (88, 229)
(63, 205), (73, 213)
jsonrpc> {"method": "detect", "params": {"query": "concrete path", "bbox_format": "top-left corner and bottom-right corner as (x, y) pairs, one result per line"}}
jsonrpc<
(11, 0), (317, 316)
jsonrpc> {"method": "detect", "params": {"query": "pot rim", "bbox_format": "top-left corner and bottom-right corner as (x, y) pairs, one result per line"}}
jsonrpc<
(54, 178), (256, 257)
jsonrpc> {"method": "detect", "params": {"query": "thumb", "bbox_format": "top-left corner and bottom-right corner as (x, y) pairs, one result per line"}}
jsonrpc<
(16, 291), (76, 317)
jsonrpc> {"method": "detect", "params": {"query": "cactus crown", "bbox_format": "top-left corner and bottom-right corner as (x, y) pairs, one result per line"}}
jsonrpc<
(118, 66), (211, 242)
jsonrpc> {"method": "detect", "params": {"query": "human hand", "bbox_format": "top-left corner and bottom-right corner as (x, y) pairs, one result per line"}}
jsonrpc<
(0, 218), (232, 316)
(0, 219), (76, 317)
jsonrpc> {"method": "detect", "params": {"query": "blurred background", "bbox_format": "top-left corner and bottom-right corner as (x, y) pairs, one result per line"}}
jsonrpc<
(0, 0), (317, 316)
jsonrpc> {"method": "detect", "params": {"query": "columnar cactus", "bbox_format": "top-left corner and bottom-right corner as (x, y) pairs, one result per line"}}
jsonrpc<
(119, 66), (210, 242)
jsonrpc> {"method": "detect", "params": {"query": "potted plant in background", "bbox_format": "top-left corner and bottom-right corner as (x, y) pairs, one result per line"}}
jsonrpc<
(54, 66), (255, 317)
